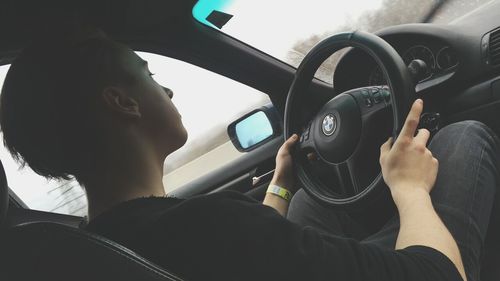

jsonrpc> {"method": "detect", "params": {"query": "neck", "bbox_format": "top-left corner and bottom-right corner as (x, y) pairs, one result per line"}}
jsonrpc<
(84, 137), (167, 221)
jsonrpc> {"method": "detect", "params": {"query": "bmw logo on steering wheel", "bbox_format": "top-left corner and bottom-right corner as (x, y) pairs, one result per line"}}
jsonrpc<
(322, 114), (337, 136)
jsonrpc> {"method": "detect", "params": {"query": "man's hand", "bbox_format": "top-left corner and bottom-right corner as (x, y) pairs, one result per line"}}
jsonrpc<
(379, 99), (438, 206)
(270, 134), (299, 192)
(380, 99), (467, 280)
(263, 134), (298, 216)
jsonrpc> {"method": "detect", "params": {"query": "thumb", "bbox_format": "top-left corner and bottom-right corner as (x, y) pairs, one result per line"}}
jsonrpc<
(283, 134), (299, 149)
(380, 137), (393, 155)
(277, 134), (299, 158)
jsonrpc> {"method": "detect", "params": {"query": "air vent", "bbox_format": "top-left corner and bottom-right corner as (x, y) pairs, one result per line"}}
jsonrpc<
(490, 28), (500, 66)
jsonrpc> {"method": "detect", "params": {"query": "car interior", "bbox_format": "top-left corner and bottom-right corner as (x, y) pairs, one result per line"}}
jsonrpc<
(0, 0), (500, 280)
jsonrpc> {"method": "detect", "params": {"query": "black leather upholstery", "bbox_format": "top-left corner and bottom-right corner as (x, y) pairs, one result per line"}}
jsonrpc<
(0, 160), (8, 228)
(0, 158), (186, 281)
(1, 222), (185, 281)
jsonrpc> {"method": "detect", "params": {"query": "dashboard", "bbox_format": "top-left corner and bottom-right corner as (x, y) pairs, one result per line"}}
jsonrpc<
(334, 32), (462, 93)
(333, 1), (500, 100)
(367, 44), (458, 86)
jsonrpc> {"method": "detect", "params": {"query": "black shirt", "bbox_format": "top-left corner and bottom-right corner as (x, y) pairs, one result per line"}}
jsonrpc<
(86, 191), (462, 281)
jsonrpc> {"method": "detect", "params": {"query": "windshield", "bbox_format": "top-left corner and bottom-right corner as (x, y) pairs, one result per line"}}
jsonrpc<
(193, 0), (491, 83)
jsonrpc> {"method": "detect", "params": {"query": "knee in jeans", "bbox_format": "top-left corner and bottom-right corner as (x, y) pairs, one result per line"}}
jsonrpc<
(440, 120), (497, 142)
(446, 120), (486, 131)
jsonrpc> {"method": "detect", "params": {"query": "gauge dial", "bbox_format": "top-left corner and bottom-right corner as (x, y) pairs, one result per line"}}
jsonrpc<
(436, 47), (459, 70)
(402, 45), (436, 81)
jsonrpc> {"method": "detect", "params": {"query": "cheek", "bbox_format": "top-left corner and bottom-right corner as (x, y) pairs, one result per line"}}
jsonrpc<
(154, 97), (183, 135)
(159, 96), (179, 122)
(157, 102), (187, 151)
(141, 85), (173, 119)
(138, 83), (185, 145)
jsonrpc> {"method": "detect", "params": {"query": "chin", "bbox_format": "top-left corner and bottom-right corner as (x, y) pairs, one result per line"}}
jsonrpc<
(179, 128), (188, 146)
(161, 127), (188, 158)
(173, 127), (188, 150)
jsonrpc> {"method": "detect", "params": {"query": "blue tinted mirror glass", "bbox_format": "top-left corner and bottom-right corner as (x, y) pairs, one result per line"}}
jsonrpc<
(235, 111), (273, 149)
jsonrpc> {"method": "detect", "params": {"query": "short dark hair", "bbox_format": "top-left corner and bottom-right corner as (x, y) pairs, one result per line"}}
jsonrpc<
(0, 26), (132, 183)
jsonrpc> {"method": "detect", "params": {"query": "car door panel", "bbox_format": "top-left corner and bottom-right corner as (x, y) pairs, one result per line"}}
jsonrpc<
(169, 136), (282, 199)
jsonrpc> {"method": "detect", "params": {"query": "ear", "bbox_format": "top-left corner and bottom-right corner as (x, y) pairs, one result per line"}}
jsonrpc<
(101, 87), (141, 119)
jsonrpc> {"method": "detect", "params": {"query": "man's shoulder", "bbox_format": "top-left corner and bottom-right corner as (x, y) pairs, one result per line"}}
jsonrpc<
(162, 190), (268, 221)
(86, 191), (259, 230)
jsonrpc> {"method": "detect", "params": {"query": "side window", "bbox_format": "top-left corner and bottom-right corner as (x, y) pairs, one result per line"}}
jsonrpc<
(138, 52), (271, 192)
(0, 53), (271, 215)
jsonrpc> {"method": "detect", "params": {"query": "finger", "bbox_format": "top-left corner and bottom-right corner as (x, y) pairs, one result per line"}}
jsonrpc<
(414, 128), (430, 146)
(288, 134), (299, 144)
(399, 99), (424, 140)
(380, 137), (393, 155)
(282, 134), (299, 150)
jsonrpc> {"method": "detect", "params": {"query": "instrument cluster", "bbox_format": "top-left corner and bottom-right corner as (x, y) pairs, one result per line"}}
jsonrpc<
(367, 44), (459, 86)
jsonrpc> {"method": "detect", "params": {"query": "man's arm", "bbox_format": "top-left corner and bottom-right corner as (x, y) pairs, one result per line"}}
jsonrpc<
(394, 190), (466, 280)
(262, 191), (289, 216)
(262, 134), (298, 216)
(380, 99), (466, 281)
(264, 99), (465, 279)
(203, 190), (463, 281)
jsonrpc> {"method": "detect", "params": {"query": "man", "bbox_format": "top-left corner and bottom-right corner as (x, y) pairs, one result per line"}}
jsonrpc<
(1, 27), (497, 281)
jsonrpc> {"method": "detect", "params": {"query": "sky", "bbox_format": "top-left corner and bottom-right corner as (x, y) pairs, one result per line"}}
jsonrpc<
(198, 0), (384, 59)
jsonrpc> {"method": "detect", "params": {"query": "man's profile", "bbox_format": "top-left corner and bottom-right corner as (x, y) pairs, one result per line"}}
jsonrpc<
(1, 26), (498, 281)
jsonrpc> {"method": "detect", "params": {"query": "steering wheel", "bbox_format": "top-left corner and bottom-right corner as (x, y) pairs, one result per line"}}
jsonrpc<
(284, 31), (416, 207)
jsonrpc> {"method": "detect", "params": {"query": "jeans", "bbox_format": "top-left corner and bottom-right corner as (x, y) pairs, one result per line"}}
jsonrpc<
(287, 121), (500, 281)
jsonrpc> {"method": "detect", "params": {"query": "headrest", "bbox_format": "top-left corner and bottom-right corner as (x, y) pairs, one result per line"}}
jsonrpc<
(0, 160), (8, 228)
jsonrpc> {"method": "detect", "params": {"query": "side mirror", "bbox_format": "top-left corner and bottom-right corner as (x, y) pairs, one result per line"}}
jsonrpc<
(227, 105), (281, 152)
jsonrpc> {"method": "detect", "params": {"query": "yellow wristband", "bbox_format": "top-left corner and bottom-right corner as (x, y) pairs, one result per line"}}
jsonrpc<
(266, 185), (293, 202)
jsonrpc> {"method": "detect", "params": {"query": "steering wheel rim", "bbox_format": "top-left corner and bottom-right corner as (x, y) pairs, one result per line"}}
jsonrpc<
(284, 31), (416, 207)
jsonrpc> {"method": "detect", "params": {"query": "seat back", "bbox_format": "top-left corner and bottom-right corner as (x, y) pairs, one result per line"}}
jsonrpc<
(1, 222), (185, 281)
(0, 157), (185, 281)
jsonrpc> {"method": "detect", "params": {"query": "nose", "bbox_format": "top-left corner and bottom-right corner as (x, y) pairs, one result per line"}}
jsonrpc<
(162, 86), (174, 99)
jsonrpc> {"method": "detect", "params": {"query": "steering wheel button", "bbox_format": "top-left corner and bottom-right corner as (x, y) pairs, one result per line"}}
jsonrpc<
(380, 89), (391, 102)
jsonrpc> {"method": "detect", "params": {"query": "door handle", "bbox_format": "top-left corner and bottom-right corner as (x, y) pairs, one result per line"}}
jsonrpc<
(252, 169), (275, 186)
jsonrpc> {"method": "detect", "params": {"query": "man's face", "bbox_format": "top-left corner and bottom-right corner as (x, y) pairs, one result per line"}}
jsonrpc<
(118, 48), (188, 157)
